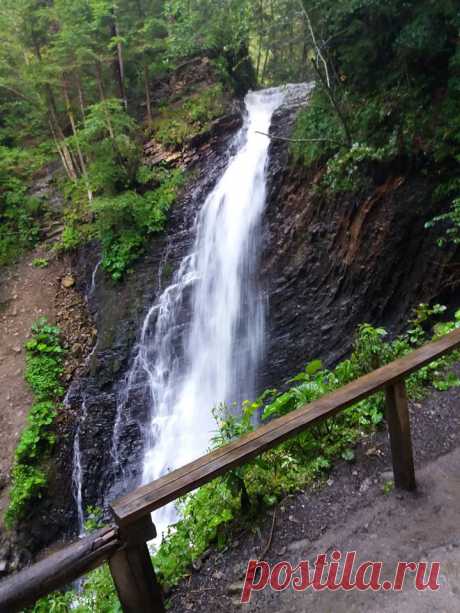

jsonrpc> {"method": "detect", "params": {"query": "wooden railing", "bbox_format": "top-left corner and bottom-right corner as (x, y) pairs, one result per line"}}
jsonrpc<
(2, 328), (460, 612)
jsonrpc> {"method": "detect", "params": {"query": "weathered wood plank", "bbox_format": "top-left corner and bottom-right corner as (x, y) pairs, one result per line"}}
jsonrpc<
(385, 380), (416, 490)
(112, 328), (460, 526)
(109, 514), (164, 612)
(109, 543), (165, 613)
(0, 526), (120, 613)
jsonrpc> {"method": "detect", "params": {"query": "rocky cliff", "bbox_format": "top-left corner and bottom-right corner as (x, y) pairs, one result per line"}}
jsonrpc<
(260, 106), (460, 389)
(15, 83), (460, 556)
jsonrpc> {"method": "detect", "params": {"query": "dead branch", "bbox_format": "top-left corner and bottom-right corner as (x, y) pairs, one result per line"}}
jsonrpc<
(297, 0), (330, 87)
(255, 131), (343, 145)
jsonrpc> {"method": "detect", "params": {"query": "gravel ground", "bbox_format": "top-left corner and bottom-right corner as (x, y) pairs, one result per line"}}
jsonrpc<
(0, 248), (66, 524)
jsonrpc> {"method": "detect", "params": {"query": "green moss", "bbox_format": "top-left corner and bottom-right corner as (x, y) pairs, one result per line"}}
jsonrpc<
(151, 84), (227, 148)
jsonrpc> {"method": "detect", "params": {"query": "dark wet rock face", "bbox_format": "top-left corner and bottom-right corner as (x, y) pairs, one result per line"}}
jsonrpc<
(260, 107), (460, 389)
(64, 120), (246, 528)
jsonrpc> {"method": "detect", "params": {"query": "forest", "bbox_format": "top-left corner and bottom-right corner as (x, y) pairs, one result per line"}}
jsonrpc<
(0, 0), (460, 611)
(1, 0), (458, 275)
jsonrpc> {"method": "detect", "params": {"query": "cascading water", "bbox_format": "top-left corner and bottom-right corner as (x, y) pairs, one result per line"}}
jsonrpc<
(111, 85), (308, 539)
(71, 257), (101, 536)
(72, 397), (88, 535)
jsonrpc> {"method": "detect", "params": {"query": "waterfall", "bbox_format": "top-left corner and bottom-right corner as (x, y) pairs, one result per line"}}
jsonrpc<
(71, 256), (101, 536)
(111, 85), (308, 538)
(72, 397), (88, 535)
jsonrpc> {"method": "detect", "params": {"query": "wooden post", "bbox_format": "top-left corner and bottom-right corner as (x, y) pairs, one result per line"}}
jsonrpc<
(385, 380), (416, 491)
(108, 516), (165, 613)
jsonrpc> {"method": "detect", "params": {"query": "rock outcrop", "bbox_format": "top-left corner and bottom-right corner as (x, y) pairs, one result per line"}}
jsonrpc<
(260, 106), (460, 388)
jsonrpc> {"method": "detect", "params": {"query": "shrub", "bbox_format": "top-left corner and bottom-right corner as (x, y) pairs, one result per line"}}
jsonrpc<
(32, 258), (49, 268)
(15, 402), (57, 464)
(92, 168), (184, 280)
(24, 319), (65, 400)
(152, 85), (226, 147)
(6, 319), (65, 527)
(5, 465), (47, 528)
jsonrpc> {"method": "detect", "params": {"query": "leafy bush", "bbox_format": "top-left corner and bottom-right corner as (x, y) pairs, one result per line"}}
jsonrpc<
(0, 146), (42, 266)
(28, 564), (120, 613)
(25, 355), (64, 400)
(291, 89), (344, 167)
(5, 465), (47, 529)
(57, 98), (185, 281)
(6, 319), (65, 527)
(291, 1), (460, 237)
(24, 319), (65, 400)
(93, 168), (184, 280)
(15, 402), (57, 464)
(32, 258), (49, 268)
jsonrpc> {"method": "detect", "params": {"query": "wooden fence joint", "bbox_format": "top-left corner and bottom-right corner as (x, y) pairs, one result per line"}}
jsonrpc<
(108, 513), (164, 613)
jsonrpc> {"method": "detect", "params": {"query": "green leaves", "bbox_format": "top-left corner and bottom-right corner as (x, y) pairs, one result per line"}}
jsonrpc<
(151, 307), (460, 588)
(5, 465), (47, 529)
(6, 318), (65, 527)
(15, 402), (58, 464)
(151, 85), (227, 148)
(0, 145), (44, 266)
(92, 167), (184, 280)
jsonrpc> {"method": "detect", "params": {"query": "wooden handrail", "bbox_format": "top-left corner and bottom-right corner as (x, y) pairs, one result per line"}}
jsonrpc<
(111, 326), (460, 525)
(0, 526), (120, 612)
(1, 327), (460, 613)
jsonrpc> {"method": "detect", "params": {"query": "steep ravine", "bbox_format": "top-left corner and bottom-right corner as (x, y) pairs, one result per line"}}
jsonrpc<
(14, 86), (460, 558)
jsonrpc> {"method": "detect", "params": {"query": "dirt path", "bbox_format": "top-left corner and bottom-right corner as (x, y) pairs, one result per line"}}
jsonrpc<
(169, 377), (460, 612)
(0, 249), (67, 522)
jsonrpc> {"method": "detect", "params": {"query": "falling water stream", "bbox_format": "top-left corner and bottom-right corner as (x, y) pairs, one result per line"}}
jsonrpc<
(74, 85), (309, 539)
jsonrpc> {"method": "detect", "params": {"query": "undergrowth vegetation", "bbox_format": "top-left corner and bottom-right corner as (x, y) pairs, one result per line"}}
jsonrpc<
(55, 100), (185, 281)
(6, 319), (64, 528)
(291, 1), (460, 236)
(152, 306), (460, 587)
(31, 305), (460, 609)
(151, 84), (227, 148)
(0, 146), (49, 266)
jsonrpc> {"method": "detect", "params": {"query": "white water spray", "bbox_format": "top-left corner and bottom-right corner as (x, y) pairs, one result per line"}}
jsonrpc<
(112, 85), (309, 538)
(72, 256), (101, 535)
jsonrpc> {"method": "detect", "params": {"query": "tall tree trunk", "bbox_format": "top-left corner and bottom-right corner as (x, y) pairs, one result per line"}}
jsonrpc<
(94, 63), (129, 176)
(75, 72), (86, 122)
(95, 61), (115, 139)
(31, 34), (78, 180)
(48, 117), (77, 182)
(110, 7), (127, 109)
(260, 48), (270, 84)
(63, 78), (93, 202)
(143, 63), (152, 123)
(136, 0), (152, 123)
(47, 92), (78, 180)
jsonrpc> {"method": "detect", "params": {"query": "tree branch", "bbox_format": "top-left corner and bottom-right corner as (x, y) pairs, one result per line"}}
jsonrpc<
(255, 131), (343, 145)
(297, 0), (330, 87)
